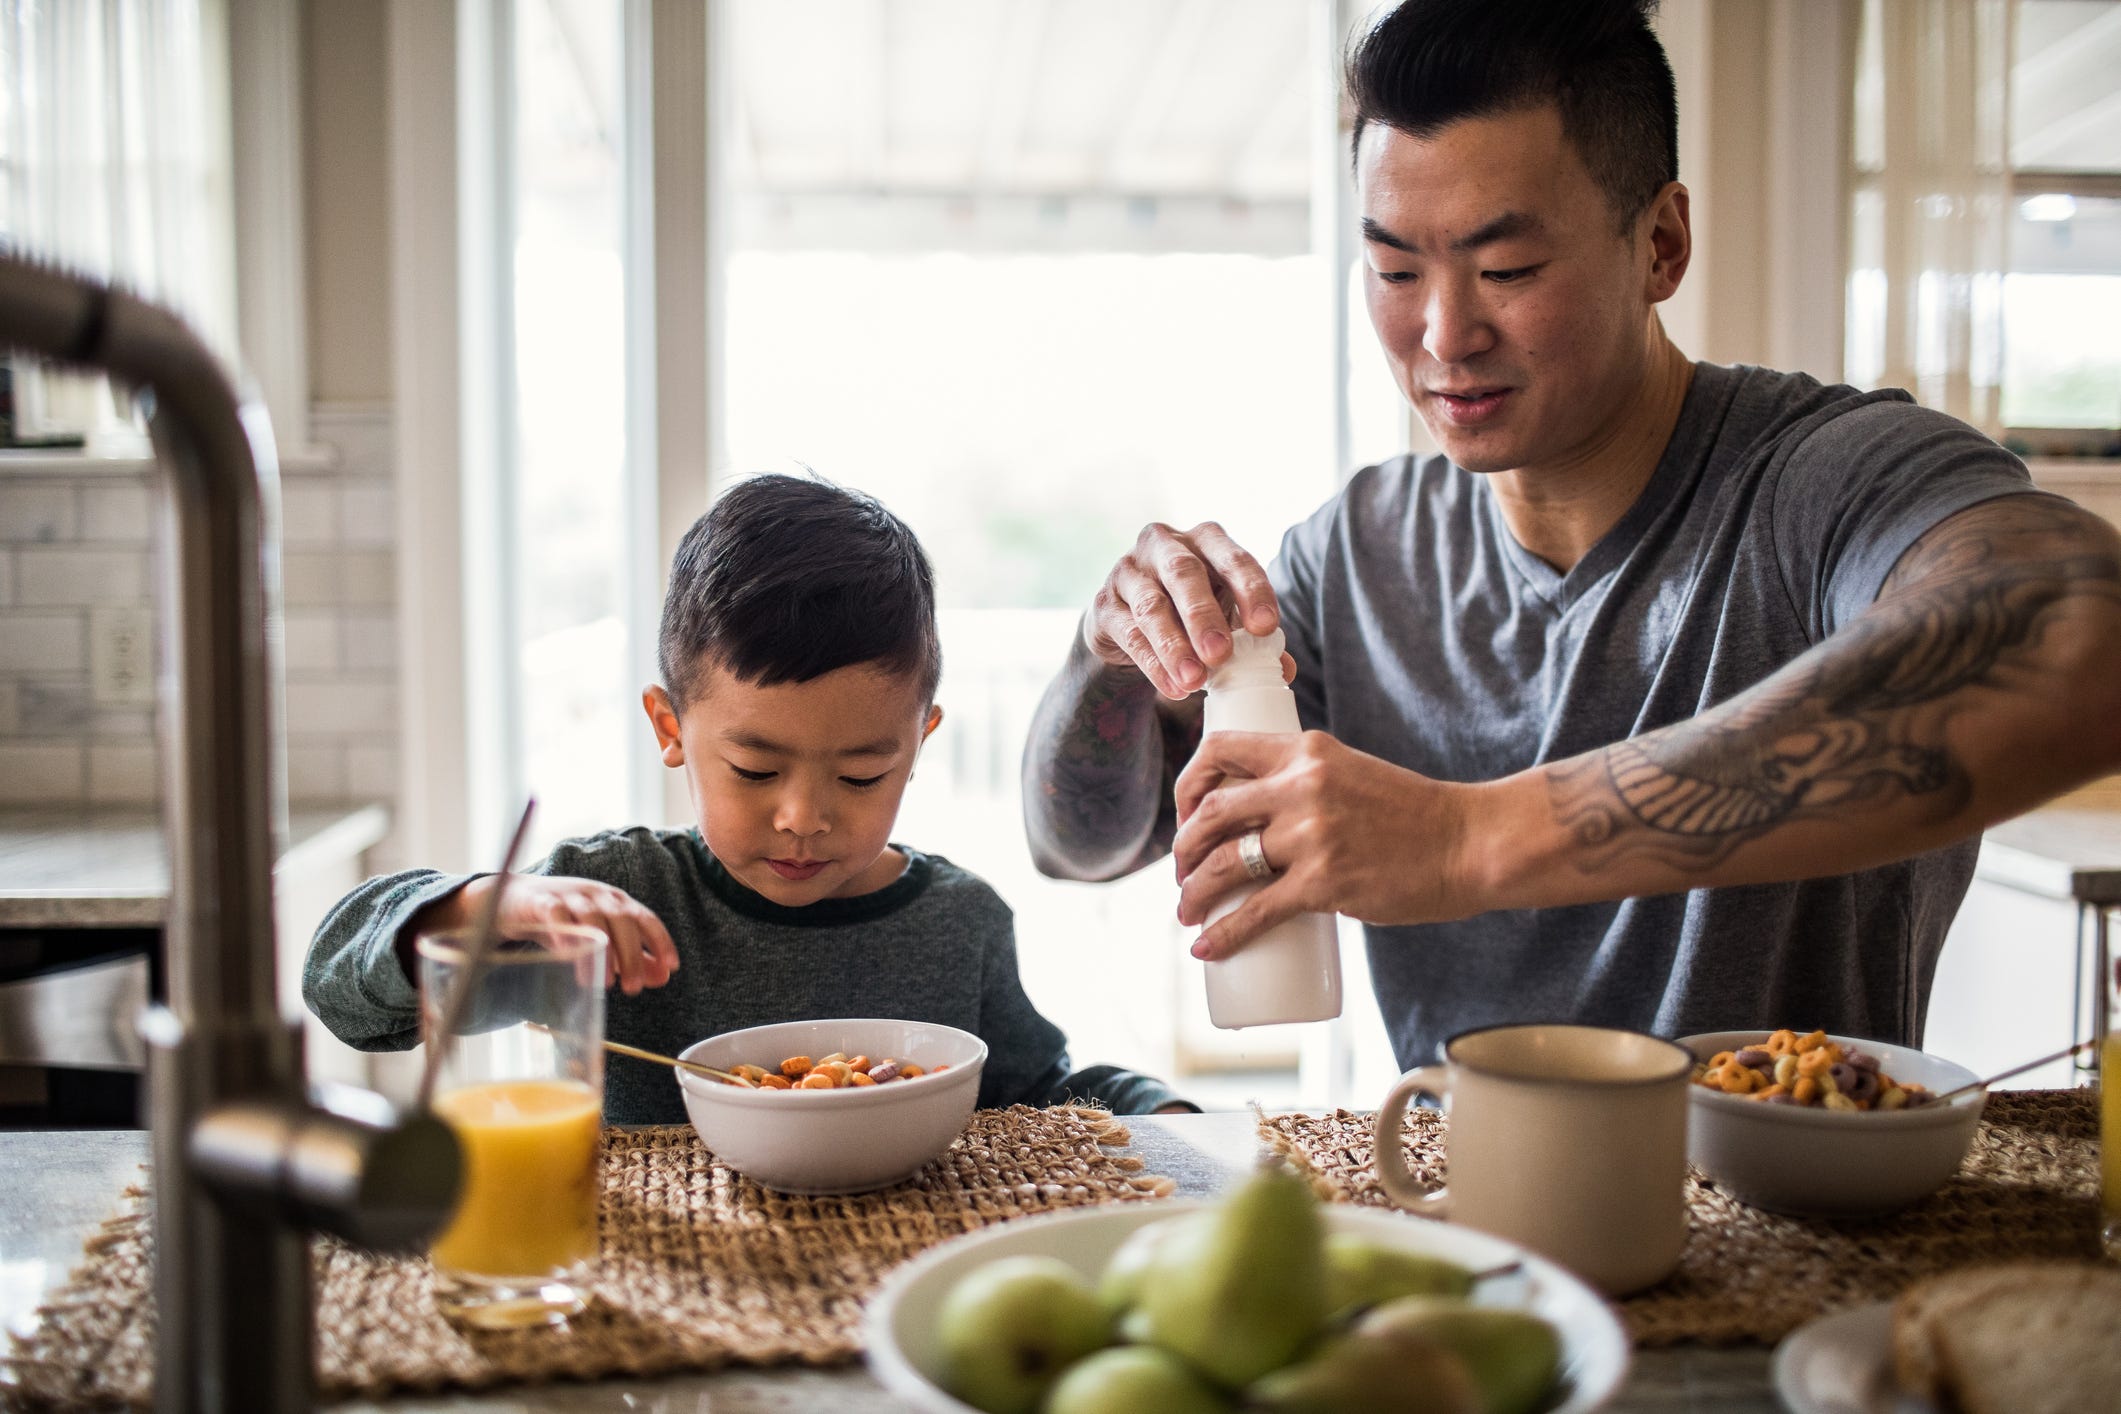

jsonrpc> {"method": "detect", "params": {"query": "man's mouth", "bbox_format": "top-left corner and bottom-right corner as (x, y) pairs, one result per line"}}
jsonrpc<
(1429, 385), (1511, 425)
(767, 858), (827, 881)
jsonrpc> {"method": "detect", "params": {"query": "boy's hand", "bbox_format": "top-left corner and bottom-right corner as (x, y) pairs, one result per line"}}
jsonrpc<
(459, 874), (681, 996)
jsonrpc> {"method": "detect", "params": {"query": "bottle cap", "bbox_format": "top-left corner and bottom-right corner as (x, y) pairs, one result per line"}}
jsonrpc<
(1207, 619), (1287, 692)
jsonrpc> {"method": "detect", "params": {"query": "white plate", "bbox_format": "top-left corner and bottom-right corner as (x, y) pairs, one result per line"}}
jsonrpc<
(864, 1199), (1630, 1414)
(1771, 1302), (1936, 1414)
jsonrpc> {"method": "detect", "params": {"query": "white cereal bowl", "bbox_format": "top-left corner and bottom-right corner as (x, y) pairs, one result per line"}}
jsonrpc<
(864, 1199), (1630, 1414)
(676, 1018), (986, 1194)
(1678, 1031), (1986, 1218)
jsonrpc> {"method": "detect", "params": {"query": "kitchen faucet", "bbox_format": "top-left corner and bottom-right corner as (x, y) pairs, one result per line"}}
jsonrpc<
(0, 253), (461, 1411)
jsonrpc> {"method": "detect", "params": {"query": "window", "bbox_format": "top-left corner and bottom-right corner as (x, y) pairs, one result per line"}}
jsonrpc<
(0, 0), (233, 451)
(716, 0), (1398, 1105)
(2000, 1), (2121, 444)
(488, 0), (640, 857)
(1847, 0), (2121, 448)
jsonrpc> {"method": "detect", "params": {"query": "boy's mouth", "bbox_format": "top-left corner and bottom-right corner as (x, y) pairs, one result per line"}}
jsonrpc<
(766, 858), (828, 881)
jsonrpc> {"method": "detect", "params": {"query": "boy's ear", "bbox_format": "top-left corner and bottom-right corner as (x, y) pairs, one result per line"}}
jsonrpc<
(643, 686), (685, 767)
(921, 704), (943, 742)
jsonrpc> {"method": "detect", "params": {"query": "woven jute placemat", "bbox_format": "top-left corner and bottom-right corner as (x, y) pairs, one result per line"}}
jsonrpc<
(2, 1104), (1172, 1410)
(1258, 1089), (2103, 1346)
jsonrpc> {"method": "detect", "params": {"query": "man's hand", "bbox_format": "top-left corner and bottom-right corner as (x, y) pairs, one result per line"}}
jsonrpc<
(1171, 729), (1487, 959)
(411, 874), (681, 996)
(1023, 521), (1291, 882)
(1086, 521), (1286, 698)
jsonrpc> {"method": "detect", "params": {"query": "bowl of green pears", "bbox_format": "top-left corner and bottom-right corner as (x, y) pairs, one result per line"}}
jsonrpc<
(864, 1162), (1627, 1414)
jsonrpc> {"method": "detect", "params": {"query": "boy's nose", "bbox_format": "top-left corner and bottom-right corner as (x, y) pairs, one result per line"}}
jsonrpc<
(773, 791), (829, 837)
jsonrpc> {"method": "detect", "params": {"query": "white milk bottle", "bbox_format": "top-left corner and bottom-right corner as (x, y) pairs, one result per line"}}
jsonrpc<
(1197, 624), (1343, 1028)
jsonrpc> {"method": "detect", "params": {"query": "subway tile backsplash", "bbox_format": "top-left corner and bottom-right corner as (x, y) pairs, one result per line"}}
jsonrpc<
(0, 405), (400, 828)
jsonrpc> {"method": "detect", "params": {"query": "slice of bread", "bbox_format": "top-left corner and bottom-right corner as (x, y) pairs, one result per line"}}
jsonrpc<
(1891, 1261), (2121, 1414)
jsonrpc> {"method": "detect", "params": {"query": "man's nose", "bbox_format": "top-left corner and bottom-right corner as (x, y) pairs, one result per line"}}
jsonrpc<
(1421, 279), (1495, 366)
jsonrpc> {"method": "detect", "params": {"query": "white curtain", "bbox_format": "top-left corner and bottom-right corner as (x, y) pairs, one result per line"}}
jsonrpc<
(0, 0), (234, 446)
(1847, 0), (2013, 437)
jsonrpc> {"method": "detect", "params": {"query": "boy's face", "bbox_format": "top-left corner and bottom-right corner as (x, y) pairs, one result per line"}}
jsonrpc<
(644, 661), (941, 907)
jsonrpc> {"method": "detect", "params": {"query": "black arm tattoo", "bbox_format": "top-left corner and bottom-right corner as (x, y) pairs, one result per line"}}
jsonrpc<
(1021, 632), (1204, 880)
(1550, 495), (2121, 873)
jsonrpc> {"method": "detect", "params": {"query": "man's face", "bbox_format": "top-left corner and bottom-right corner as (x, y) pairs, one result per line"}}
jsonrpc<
(644, 661), (939, 907)
(1357, 105), (1678, 478)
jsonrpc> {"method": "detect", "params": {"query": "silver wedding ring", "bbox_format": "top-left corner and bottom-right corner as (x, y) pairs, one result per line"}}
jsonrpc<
(1237, 828), (1274, 881)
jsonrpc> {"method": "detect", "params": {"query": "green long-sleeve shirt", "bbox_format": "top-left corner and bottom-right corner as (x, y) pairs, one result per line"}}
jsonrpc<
(302, 827), (1187, 1123)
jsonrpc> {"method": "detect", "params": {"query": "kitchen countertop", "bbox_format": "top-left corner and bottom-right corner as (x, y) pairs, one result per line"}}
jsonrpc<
(0, 1116), (1776, 1413)
(1974, 775), (2121, 904)
(0, 804), (390, 928)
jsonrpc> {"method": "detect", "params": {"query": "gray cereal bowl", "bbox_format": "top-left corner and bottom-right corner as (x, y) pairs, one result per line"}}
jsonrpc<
(1678, 1031), (1986, 1218)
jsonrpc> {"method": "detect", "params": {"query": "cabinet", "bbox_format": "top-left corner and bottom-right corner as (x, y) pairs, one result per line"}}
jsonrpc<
(0, 806), (391, 1123)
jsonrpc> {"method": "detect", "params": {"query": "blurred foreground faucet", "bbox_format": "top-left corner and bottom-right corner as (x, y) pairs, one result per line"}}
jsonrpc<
(0, 254), (460, 1411)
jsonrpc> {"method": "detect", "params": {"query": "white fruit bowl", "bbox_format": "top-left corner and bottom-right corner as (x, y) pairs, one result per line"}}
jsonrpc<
(1678, 1031), (1986, 1218)
(864, 1199), (1629, 1414)
(676, 1018), (985, 1194)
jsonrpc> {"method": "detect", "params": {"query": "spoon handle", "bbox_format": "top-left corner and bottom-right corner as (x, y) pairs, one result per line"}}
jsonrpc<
(599, 1037), (757, 1087)
(1928, 1037), (2095, 1105)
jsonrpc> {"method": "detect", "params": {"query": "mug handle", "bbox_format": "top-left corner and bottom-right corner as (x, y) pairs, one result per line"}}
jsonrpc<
(1373, 1064), (1451, 1218)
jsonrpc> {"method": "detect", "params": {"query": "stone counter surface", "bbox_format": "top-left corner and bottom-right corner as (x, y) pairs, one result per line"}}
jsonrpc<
(0, 804), (389, 928)
(0, 1116), (1775, 1413)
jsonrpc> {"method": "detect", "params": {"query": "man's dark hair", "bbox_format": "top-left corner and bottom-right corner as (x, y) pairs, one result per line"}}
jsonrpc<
(1346, 0), (1677, 229)
(657, 473), (942, 713)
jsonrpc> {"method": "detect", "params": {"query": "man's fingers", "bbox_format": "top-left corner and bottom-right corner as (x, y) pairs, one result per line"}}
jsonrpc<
(1113, 563), (1207, 694)
(1190, 878), (1302, 961)
(1150, 540), (1236, 667)
(1173, 775), (1274, 878)
(1185, 523), (1279, 637)
(1174, 730), (1293, 821)
(1176, 826), (1282, 926)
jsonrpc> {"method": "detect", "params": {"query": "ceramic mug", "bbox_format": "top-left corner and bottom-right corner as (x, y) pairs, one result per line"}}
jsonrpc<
(1373, 1022), (1692, 1295)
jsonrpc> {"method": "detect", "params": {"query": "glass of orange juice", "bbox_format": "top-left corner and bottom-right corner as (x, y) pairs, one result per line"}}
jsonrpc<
(2105, 942), (2119, 1260)
(419, 922), (606, 1328)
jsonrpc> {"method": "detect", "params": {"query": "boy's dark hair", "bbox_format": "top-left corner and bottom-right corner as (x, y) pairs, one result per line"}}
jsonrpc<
(657, 473), (942, 713)
(1346, 0), (1677, 230)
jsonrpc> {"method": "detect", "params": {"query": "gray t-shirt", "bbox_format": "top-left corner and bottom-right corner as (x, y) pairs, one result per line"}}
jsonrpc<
(303, 829), (1184, 1123)
(1272, 361), (2041, 1070)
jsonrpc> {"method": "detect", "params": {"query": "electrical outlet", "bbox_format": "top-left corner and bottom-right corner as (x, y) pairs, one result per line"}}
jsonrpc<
(90, 606), (157, 707)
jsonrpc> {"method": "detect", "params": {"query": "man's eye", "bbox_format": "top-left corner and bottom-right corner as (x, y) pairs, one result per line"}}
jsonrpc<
(842, 773), (888, 789)
(730, 765), (774, 782)
(1484, 265), (1540, 283)
(1374, 268), (1416, 285)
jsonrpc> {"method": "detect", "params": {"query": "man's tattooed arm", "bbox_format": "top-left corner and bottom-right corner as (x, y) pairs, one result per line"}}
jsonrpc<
(1545, 495), (2121, 882)
(1022, 628), (1204, 881)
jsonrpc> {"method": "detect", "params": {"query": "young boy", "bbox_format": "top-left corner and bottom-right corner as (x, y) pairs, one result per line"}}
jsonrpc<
(303, 474), (1191, 1124)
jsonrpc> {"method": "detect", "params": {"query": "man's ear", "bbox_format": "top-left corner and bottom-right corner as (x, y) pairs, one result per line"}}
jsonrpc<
(643, 685), (685, 767)
(922, 704), (944, 742)
(1642, 180), (1691, 305)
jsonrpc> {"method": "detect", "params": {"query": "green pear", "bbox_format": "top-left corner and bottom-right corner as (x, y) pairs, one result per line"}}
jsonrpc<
(1097, 1214), (1203, 1318)
(1132, 1164), (1330, 1387)
(1245, 1328), (1480, 1414)
(1323, 1233), (1475, 1317)
(935, 1255), (1112, 1414)
(1045, 1345), (1233, 1414)
(1357, 1298), (1563, 1414)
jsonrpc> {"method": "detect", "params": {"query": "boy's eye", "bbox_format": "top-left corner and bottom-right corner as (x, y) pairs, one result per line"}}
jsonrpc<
(729, 765), (775, 782)
(841, 773), (888, 789)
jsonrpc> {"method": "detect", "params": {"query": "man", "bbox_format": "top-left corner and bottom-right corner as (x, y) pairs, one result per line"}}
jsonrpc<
(1020, 0), (2121, 1074)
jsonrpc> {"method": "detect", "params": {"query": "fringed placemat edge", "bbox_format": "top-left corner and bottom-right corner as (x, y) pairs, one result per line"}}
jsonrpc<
(2, 1105), (1177, 1411)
